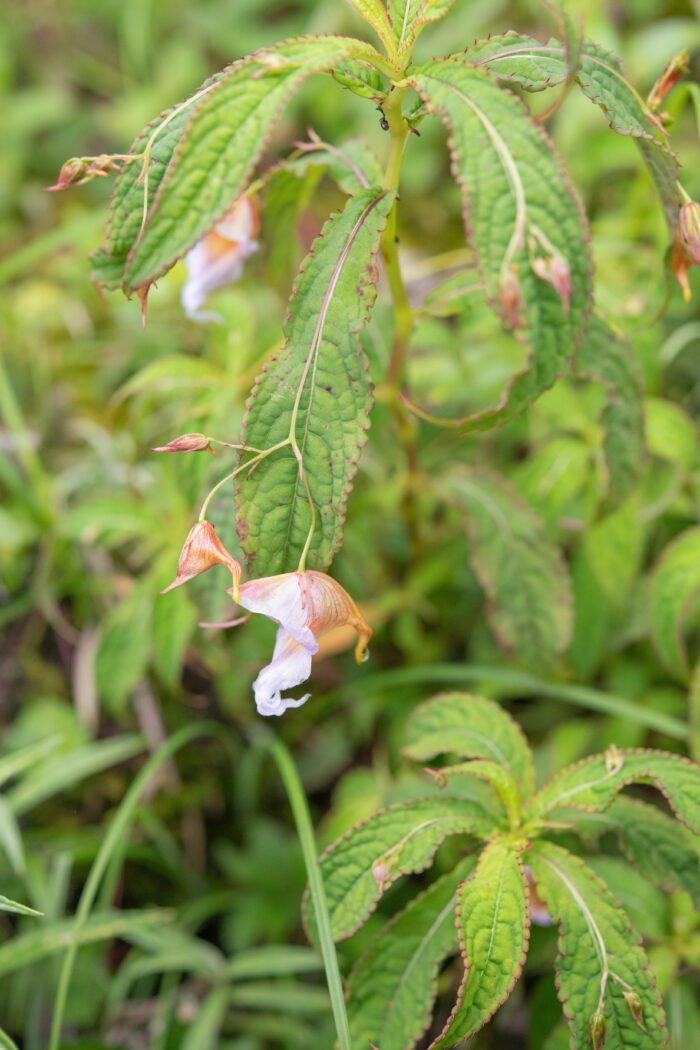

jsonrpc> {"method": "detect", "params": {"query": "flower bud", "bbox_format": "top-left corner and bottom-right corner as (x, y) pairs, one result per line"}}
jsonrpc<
(151, 433), (215, 455)
(647, 52), (689, 112)
(46, 153), (124, 191)
(532, 251), (572, 316)
(680, 202), (700, 265)
(499, 265), (526, 329)
(161, 521), (241, 602)
(624, 990), (646, 1031)
(604, 743), (623, 775)
(588, 1006), (606, 1050)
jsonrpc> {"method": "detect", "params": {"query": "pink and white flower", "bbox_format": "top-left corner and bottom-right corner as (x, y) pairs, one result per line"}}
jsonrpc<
(161, 521), (242, 602)
(181, 196), (259, 322)
(233, 571), (372, 717)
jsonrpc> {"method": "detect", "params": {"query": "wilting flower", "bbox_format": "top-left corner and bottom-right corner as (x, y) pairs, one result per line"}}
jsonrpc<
(524, 865), (552, 927)
(499, 264), (526, 329)
(233, 570), (372, 717)
(151, 432), (214, 455)
(181, 196), (259, 322)
(161, 521), (241, 601)
(532, 251), (572, 316)
(647, 51), (688, 112)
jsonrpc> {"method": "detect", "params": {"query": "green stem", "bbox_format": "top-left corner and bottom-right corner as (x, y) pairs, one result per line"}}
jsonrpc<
(265, 734), (351, 1050)
(381, 86), (413, 391)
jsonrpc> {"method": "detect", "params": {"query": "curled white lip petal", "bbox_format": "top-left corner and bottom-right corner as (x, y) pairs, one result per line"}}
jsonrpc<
(239, 575), (318, 653)
(252, 627), (313, 717)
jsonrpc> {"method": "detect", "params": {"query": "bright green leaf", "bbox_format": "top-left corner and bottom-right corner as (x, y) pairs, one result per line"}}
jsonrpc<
(403, 691), (535, 800)
(409, 57), (590, 430)
(387, 0), (456, 56)
(95, 584), (153, 712)
(649, 527), (700, 679)
(102, 36), (385, 292)
(432, 839), (528, 1047)
(311, 797), (494, 941)
(528, 747), (700, 833)
(237, 188), (394, 576)
(529, 842), (666, 1050)
(347, 856), (476, 1050)
(0, 895), (42, 918)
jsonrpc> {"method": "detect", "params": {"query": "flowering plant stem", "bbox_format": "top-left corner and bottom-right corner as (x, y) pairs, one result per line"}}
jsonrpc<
(264, 732), (351, 1050)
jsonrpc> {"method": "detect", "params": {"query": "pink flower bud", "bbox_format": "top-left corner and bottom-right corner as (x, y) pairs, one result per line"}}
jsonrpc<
(532, 252), (572, 316)
(46, 154), (123, 191)
(499, 265), (526, 329)
(624, 990), (646, 1031)
(151, 433), (214, 455)
(161, 521), (241, 601)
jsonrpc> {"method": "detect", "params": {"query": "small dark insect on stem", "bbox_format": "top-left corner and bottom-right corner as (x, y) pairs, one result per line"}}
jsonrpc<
(377, 105), (390, 131)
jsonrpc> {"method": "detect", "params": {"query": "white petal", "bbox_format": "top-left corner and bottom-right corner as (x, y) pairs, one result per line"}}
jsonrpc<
(252, 628), (313, 717)
(239, 574), (318, 653)
(181, 238), (258, 324)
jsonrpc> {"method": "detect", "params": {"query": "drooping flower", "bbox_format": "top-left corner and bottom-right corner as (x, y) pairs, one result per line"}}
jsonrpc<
(161, 521), (241, 601)
(233, 571), (372, 717)
(181, 196), (259, 323)
(672, 201), (700, 301)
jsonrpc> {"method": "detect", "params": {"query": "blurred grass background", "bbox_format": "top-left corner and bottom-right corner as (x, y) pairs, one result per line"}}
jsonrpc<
(1, 1), (700, 1048)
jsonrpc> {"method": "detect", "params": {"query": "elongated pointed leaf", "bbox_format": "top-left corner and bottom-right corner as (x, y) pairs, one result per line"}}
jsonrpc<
(573, 316), (645, 504)
(437, 467), (573, 665)
(0, 895), (42, 918)
(528, 747), (700, 834)
(468, 34), (680, 236)
(529, 842), (665, 1050)
(309, 797), (494, 941)
(432, 839), (529, 1048)
(98, 36), (384, 293)
(403, 691), (535, 801)
(605, 797), (700, 908)
(348, 856), (476, 1050)
(409, 58), (591, 430)
(649, 527), (700, 680)
(387, 0), (456, 57)
(344, 0), (395, 54)
(237, 188), (394, 576)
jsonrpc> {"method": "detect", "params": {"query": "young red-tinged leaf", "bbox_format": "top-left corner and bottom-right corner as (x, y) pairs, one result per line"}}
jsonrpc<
(649, 527), (700, 680)
(407, 57), (590, 430)
(528, 842), (666, 1050)
(527, 747), (700, 834)
(467, 34), (680, 237)
(305, 797), (495, 942)
(431, 839), (529, 1048)
(343, 0), (395, 55)
(387, 0), (456, 58)
(436, 468), (573, 667)
(347, 856), (476, 1050)
(573, 316), (645, 505)
(237, 188), (394, 577)
(97, 36), (385, 294)
(403, 692), (535, 801)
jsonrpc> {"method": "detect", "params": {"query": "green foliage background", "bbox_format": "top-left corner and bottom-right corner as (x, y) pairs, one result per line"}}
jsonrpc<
(1, 0), (700, 1047)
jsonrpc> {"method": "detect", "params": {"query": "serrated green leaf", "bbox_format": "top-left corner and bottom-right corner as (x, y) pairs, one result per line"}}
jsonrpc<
(409, 58), (590, 430)
(268, 136), (383, 198)
(403, 691), (535, 800)
(468, 35), (680, 236)
(573, 316), (645, 504)
(429, 760), (522, 826)
(528, 747), (700, 834)
(645, 397), (696, 472)
(605, 797), (700, 909)
(0, 895), (42, 918)
(387, 0), (456, 56)
(102, 36), (384, 292)
(582, 502), (643, 604)
(348, 855), (476, 1050)
(432, 839), (528, 1047)
(649, 527), (700, 679)
(437, 467), (573, 665)
(529, 842), (665, 1050)
(310, 797), (494, 942)
(344, 0), (395, 54)
(237, 188), (394, 576)
(331, 60), (386, 100)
